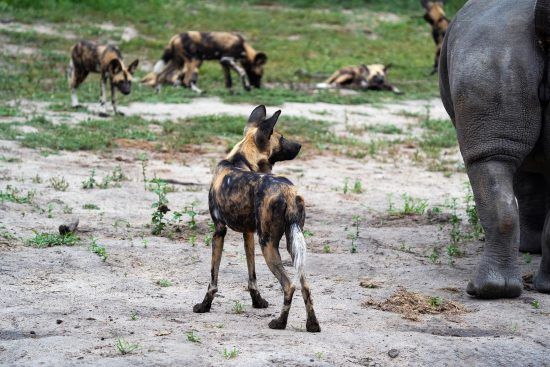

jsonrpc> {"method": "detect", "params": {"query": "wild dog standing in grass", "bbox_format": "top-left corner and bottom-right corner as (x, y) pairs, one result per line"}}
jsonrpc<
(193, 105), (320, 332)
(141, 32), (267, 94)
(317, 64), (402, 94)
(68, 40), (138, 116)
(421, 0), (449, 74)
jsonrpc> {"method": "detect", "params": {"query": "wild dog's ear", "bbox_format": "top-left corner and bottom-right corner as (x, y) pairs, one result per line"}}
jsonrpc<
(254, 52), (267, 66)
(247, 105), (267, 128)
(360, 64), (370, 75)
(127, 59), (139, 74)
(254, 110), (281, 148)
(420, 0), (433, 10)
(384, 63), (394, 74)
(108, 59), (123, 75)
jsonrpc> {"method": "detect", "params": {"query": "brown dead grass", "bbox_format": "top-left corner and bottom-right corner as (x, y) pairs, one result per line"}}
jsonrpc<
(362, 287), (468, 321)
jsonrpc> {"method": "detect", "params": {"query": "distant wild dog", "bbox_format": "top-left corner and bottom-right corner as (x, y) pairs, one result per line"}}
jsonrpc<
(421, 0), (449, 74)
(317, 64), (402, 94)
(68, 40), (139, 116)
(141, 31), (267, 94)
(193, 105), (320, 332)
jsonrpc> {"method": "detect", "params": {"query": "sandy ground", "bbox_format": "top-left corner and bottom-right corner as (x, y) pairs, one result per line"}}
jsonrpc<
(1, 98), (549, 367)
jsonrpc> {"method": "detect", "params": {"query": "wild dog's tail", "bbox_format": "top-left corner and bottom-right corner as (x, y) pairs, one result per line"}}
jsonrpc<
(536, 0), (550, 46)
(286, 195), (307, 282)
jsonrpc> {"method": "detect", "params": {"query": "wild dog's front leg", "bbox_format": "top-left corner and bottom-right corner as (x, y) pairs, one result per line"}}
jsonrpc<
(220, 59), (233, 89)
(98, 74), (108, 117)
(109, 81), (124, 116)
(261, 242), (294, 330)
(243, 232), (268, 308)
(193, 225), (227, 312)
(220, 57), (251, 91)
(183, 58), (203, 94)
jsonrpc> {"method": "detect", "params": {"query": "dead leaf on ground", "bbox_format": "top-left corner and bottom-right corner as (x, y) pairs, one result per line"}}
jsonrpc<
(362, 287), (468, 321)
(359, 278), (382, 289)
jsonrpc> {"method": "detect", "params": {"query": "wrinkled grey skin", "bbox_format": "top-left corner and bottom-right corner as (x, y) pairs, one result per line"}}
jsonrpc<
(439, 0), (550, 298)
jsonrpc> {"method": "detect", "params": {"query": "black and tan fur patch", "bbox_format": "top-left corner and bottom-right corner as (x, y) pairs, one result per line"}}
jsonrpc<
(320, 64), (402, 94)
(193, 105), (320, 333)
(68, 40), (138, 115)
(141, 31), (267, 92)
(421, 0), (449, 73)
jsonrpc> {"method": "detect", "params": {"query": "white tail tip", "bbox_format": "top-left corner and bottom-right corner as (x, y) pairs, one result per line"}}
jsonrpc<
(290, 223), (306, 282)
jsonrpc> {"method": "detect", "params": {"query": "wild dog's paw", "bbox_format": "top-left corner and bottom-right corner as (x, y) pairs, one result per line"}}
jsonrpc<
(193, 302), (211, 313)
(244, 85), (251, 92)
(306, 315), (321, 333)
(268, 318), (287, 330)
(98, 112), (109, 118)
(534, 270), (550, 293)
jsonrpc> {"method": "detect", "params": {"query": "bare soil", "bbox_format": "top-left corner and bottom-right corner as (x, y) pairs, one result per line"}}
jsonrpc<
(1, 98), (549, 367)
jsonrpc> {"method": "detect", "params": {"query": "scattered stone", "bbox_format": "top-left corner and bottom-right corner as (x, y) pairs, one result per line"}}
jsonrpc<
(388, 349), (399, 358)
(56, 319), (63, 324)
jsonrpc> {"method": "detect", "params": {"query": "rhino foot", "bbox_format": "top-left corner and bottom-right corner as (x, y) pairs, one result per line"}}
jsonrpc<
(466, 256), (522, 299)
(534, 270), (550, 293)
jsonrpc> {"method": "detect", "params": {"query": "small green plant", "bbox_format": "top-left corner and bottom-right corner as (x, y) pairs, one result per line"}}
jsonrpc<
(464, 184), (483, 238)
(142, 238), (149, 248)
(186, 331), (201, 343)
(303, 229), (314, 238)
(130, 310), (138, 321)
(83, 203), (100, 210)
(523, 252), (533, 264)
(150, 178), (169, 235)
(232, 300), (244, 314)
(428, 296), (444, 307)
(49, 176), (69, 191)
(185, 203), (198, 230)
(157, 279), (172, 287)
(0, 185), (34, 204)
(47, 203), (54, 218)
(349, 215), (361, 253)
(352, 179), (363, 194)
(115, 338), (139, 355)
(81, 169), (97, 189)
(32, 174), (43, 184)
(189, 234), (197, 247)
(446, 244), (462, 265)
(27, 232), (79, 248)
(89, 238), (108, 262)
(401, 193), (429, 215)
(137, 153), (149, 190)
(343, 177), (349, 194)
(429, 248), (440, 264)
(531, 300), (541, 309)
(314, 352), (324, 360)
(323, 243), (331, 253)
(223, 346), (239, 359)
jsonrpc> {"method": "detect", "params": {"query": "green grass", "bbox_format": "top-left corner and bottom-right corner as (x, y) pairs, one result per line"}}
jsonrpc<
(27, 232), (80, 248)
(0, 0), (467, 105)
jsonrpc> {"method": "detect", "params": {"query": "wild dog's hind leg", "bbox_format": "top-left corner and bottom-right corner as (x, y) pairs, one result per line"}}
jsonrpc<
(261, 241), (294, 330)
(194, 224), (227, 312)
(68, 60), (88, 108)
(299, 274), (320, 332)
(220, 59), (233, 89)
(220, 57), (251, 91)
(244, 232), (268, 308)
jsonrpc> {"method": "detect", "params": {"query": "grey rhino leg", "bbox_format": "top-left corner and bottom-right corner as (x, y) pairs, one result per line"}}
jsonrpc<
(514, 170), (546, 254)
(534, 211), (550, 293)
(466, 160), (522, 299)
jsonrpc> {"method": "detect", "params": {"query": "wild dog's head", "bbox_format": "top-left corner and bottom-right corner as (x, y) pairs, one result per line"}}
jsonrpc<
(109, 59), (139, 95)
(421, 1), (446, 24)
(227, 105), (301, 173)
(363, 64), (392, 89)
(243, 45), (267, 88)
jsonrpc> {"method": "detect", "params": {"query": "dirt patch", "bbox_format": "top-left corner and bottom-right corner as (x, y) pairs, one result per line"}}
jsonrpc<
(363, 287), (469, 321)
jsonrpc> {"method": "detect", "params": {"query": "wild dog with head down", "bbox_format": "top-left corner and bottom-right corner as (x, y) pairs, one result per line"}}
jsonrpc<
(68, 41), (138, 116)
(421, 0), (449, 74)
(193, 105), (320, 332)
(317, 64), (402, 94)
(141, 31), (267, 94)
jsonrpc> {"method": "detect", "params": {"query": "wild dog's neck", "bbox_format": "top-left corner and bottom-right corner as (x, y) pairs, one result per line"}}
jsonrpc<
(243, 43), (257, 63)
(225, 134), (272, 173)
(429, 4), (448, 23)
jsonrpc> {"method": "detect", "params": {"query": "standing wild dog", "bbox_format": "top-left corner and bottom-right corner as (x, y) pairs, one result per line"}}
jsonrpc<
(317, 64), (402, 94)
(421, 0), (449, 74)
(193, 105), (320, 332)
(68, 40), (139, 116)
(141, 31), (267, 94)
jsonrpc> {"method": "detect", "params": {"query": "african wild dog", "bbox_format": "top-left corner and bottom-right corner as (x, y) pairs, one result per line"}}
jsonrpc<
(421, 0), (449, 74)
(317, 64), (402, 94)
(141, 31), (267, 94)
(193, 105), (320, 332)
(68, 40), (138, 116)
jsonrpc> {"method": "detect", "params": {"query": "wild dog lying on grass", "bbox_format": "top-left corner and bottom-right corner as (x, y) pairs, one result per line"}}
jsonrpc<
(141, 31), (267, 94)
(421, 0), (449, 74)
(193, 105), (320, 332)
(316, 64), (402, 94)
(68, 40), (138, 116)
